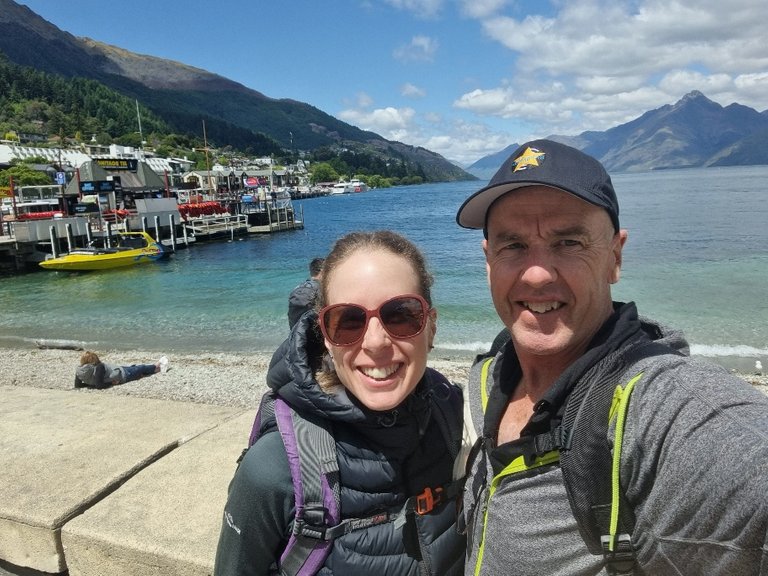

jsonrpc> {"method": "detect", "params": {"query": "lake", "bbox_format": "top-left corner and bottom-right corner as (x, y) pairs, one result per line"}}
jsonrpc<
(1, 165), (766, 372)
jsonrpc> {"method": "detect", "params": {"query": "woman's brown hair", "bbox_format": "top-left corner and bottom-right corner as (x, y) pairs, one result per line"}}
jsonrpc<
(316, 230), (433, 310)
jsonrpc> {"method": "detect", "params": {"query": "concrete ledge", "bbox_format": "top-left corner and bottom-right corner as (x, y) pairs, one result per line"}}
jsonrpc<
(62, 411), (254, 576)
(0, 386), (245, 573)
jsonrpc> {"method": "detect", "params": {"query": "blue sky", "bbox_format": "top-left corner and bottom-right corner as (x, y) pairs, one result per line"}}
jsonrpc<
(17, 0), (768, 166)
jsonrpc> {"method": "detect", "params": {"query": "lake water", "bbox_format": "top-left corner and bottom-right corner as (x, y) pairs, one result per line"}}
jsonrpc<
(1, 165), (766, 372)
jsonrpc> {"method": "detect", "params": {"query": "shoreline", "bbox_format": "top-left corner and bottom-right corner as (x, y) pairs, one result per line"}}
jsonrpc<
(1, 346), (478, 409)
(2, 344), (766, 409)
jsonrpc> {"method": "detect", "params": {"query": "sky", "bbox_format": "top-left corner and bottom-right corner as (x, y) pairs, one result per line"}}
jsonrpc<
(16, 0), (768, 166)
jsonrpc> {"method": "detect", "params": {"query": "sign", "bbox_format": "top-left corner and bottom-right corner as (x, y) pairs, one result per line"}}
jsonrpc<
(80, 181), (96, 193)
(0, 186), (11, 198)
(79, 180), (115, 194)
(94, 158), (138, 172)
(55, 172), (66, 185)
(74, 203), (99, 214)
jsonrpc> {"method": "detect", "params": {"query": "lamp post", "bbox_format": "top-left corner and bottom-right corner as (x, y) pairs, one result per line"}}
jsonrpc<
(56, 146), (66, 215)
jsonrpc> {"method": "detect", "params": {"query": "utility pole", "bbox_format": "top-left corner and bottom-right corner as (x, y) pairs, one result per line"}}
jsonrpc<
(202, 120), (212, 194)
(136, 100), (144, 160)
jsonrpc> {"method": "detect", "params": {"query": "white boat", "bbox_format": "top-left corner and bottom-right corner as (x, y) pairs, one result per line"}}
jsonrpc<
(349, 179), (369, 193)
(329, 179), (369, 195)
(330, 182), (352, 195)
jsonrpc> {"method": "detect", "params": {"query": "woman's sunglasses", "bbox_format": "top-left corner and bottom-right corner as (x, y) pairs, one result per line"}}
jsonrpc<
(319, 294), (431, 347)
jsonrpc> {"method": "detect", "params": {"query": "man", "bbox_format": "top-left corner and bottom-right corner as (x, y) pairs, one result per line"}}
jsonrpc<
(287, 257), (324, 328)
(456, 139), (768, 575)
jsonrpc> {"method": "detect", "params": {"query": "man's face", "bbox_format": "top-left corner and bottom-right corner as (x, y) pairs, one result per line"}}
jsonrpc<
(483, 186), (627, 370)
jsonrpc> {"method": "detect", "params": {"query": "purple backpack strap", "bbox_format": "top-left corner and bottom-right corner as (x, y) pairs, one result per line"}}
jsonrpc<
(273, 398), (340, 576)
(247, 395), (269, 448)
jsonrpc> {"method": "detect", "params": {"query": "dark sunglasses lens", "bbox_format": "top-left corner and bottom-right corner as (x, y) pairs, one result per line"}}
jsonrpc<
(380, 297), (425, 338)
(325, 305), (367, 345)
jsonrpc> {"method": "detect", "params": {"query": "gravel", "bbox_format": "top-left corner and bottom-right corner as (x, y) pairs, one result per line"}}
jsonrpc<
(2, 346), (765, 409)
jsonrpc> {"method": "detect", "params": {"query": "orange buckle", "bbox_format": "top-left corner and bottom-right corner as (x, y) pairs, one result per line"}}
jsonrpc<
(415, 486), (444, 515)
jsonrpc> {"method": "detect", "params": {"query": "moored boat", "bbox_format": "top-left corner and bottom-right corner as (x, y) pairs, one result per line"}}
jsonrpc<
(349, 178), (369, 193)
(39, 231), (164, 271)
(329, 182), (352, 194)
(329, 179), (369, 195)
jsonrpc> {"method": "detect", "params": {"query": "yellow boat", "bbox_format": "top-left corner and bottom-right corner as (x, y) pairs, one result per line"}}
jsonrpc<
(39, 231), (165, 271)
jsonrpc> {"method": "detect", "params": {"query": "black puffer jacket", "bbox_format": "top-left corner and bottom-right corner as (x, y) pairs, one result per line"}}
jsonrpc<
(215, 311), (466, 576)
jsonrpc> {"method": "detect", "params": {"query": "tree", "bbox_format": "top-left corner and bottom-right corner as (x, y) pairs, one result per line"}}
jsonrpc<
(117, 132), (142, 147)
(0, 164), (52, 187)
(367, 175), (391, 189)
(96, 132), (112, 145)
(11, 155), (48, 165)
(310, 162), (339, 184)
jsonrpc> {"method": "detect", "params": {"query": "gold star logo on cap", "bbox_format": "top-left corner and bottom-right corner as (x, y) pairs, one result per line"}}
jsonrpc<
(511, 146), (546, 172)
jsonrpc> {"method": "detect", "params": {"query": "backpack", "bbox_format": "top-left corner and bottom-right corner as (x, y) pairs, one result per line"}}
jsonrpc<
(241, 367), (464, 576)
(472, 342), (680, 576)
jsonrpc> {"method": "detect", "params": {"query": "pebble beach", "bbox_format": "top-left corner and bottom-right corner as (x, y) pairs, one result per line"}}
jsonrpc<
(2, 345), (766, 408)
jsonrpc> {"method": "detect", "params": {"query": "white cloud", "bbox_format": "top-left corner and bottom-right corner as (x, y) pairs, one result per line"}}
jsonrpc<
(419, 120), (514, 166)
(393, 35), (439, 62)
(385, 0), (443, 18)
(401, 82), (426, 98)
(339, 93), (515, 164)
(450, 0), (768, 142)
(354, 92), (375, 108)
(338, 106), (417, 139)
(657, 71), (732, 98)
(337, 93), (512, 165)
(458, 0), (508, 19)
(344, 1), (768, 165)
(732, 72), (768, 105)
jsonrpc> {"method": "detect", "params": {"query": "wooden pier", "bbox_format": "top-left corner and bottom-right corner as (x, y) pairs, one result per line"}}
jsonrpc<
(244, 203), (304, 234)
(0, 201), (305, 273)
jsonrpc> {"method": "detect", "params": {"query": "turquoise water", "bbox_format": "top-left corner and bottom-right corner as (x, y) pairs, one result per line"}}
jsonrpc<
(1, 166), (767, 371)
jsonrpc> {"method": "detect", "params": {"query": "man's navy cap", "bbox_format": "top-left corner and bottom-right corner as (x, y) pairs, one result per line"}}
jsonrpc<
(456, 139), (620, 232)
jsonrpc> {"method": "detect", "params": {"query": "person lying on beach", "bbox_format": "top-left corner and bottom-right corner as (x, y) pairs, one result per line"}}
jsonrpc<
(74, 350), (169, 389)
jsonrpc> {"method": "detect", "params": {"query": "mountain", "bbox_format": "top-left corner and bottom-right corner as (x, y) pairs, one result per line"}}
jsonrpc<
(466, 143), (521, 181)
(0, 0), (473, 182)
(468, 91), (768, 177)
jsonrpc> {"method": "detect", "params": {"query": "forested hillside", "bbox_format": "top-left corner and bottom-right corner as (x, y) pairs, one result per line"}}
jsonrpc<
(0, 54), (283, 157)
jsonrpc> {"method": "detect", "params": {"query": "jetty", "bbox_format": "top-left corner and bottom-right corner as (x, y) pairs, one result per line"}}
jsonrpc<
(0, 141), (339, 273)
(0, 191), (307, 273)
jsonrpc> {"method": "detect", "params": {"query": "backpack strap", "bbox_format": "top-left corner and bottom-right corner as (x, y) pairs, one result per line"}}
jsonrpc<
(475, 343), (679, 575)
(273, 397), (340, 576)
(265, 397), (428, 575)
(601, 372), (641, 575)
(560, 342), (682, 575)
(245, 371), (465, 576)
(236, 392), (274, 466)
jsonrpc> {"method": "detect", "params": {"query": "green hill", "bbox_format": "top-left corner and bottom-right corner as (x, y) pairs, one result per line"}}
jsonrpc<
(0, 0), (474, 182)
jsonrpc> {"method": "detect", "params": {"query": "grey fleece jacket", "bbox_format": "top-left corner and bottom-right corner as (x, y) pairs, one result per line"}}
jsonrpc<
(463, 302), (768, 575)
(75, 362), (123, 388)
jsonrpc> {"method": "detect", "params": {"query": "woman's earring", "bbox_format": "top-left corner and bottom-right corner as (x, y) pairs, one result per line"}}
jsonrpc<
(322, 352), (335, 373)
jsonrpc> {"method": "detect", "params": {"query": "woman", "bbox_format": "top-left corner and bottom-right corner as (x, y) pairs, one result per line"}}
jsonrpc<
(215, 230), (467, 575)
